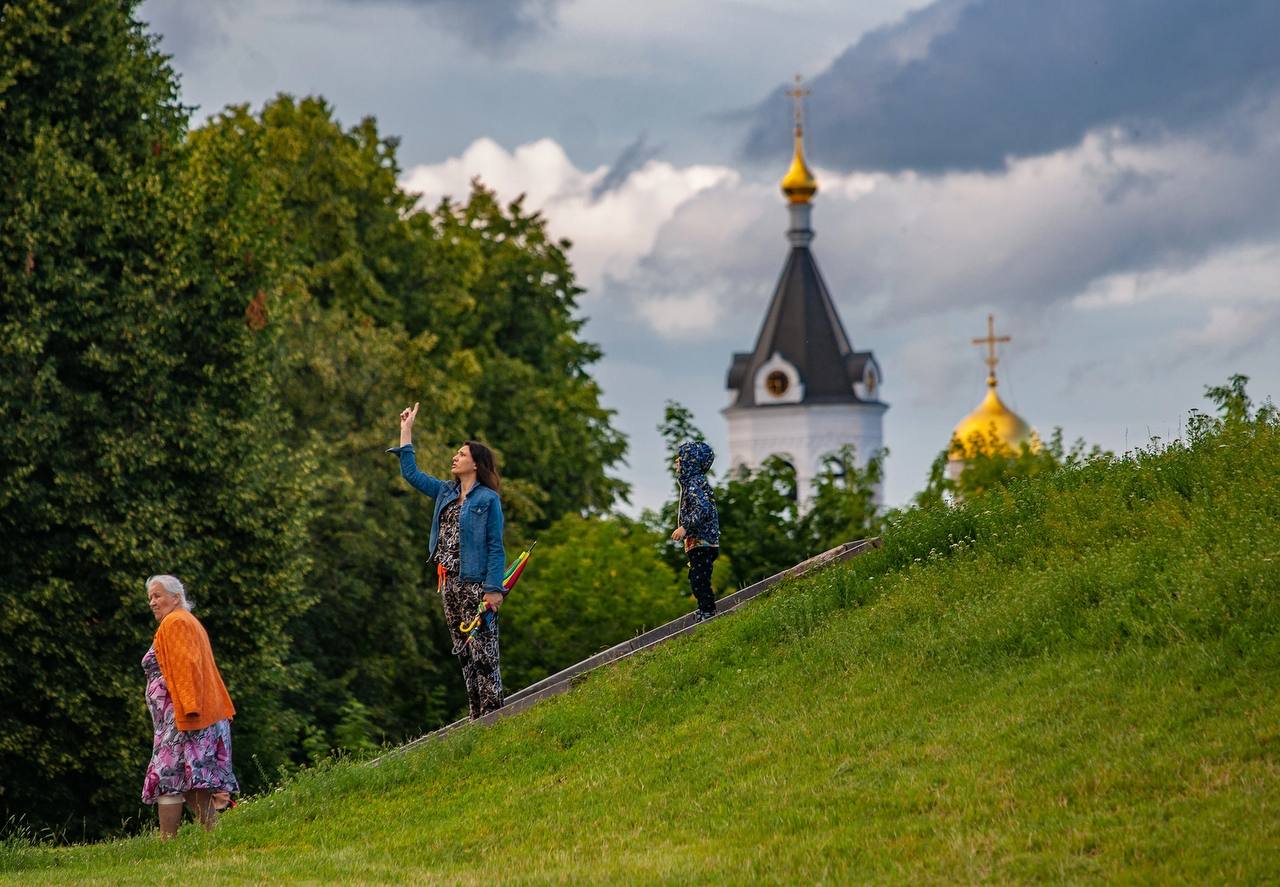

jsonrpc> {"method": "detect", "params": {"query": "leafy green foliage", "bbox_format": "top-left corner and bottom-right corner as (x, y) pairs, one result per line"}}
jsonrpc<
(657, 398), (706, 457)
(1, 0), (313, 838)
(179, 95), (633, 755)
(715, 456), (809, 587)
(1, 2), (633, 839)
(197, 97), (421, 326)
(268, 297), (464, 747)
(799, 444), (886, 554)
(648, 401), (885, 591)
(185, 100), (469, 750)
(500, 515), (687, 693)
(916, 426), (1112, 507)
(187, 94), (629, 527)
(419, 186), (629, 520)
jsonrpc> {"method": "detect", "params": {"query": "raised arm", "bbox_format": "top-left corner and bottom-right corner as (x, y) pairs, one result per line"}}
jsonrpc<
(399, 403), (417, 448)
(387, 402), (445, 499)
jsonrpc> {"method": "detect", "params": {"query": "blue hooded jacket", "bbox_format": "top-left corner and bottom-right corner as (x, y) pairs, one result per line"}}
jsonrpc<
(677, 440), (720, 547)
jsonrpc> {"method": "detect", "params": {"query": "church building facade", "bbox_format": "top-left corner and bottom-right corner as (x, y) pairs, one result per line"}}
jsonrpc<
(723, 81), (886, 505)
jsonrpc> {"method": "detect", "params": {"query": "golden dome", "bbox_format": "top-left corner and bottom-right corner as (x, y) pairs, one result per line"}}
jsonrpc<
(949, 378), (1036, 460)
(780, 127), (817, 204)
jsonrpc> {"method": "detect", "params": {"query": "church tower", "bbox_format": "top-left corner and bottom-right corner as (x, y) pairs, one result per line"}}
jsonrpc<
(723, 77), (887, 504)
(948, 314), (1037, 480)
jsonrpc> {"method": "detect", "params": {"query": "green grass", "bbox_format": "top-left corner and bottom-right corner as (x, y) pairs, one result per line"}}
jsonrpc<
(4, 410), (1278, 884)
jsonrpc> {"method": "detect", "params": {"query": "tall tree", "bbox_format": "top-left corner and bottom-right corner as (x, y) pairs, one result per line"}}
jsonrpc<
(272, 295), (466, 743)
(191, 98), (630, 527)
(186, 97), (633, 743)
(414, 186), (630, 522)
(185, 100), (474, 746)
(0, 0), (313, 837)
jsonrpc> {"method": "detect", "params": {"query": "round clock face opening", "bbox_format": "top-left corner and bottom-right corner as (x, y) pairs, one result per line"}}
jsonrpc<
(766, 371), (789, 396)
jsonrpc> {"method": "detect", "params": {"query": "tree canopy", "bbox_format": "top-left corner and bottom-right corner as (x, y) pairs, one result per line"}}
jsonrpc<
(0, 3), (634, 839)
(1, 0), (314, 837)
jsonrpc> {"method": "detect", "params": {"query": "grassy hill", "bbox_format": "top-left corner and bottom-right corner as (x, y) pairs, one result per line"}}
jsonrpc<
(4, 397), (1278, 884)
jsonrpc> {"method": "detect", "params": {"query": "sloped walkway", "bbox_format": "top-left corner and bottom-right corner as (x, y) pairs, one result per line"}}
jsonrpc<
(372, 537), (881, 764)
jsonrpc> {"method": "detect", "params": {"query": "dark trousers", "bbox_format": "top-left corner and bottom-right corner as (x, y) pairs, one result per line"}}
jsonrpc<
(439, 570), (504, 719)
(688, 545), (719, 614)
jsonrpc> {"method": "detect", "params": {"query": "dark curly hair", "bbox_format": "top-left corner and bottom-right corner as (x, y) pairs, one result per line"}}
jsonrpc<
(465, 440), (501, 492)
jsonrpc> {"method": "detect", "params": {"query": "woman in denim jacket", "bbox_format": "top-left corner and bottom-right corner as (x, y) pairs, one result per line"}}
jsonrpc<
(389, 402), (507, 718)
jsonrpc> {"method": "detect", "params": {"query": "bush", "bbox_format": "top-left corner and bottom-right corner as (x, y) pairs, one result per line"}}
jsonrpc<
(499, 515), (688, 693)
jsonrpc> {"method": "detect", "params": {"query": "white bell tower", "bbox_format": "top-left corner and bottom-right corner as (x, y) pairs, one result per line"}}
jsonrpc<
(723, 77), (887, 505)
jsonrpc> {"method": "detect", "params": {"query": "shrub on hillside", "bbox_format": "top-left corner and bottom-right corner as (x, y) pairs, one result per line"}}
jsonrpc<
(768, 376), (1279, 666)
(499, 515), (688, 694)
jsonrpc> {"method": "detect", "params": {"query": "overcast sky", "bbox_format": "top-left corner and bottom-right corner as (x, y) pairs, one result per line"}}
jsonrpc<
(140, 0), (1280, 514)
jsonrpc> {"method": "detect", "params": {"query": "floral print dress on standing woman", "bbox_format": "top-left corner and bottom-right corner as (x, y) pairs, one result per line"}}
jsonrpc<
(437, 499), (504, 717)
(140, 646), (239, 803)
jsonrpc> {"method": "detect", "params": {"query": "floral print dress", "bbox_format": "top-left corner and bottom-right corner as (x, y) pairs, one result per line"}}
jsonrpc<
(140, 646), (239, 804)
(436, 498), (504, 718)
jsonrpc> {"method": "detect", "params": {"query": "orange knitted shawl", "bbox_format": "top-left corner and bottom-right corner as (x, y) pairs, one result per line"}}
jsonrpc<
(153, 609), (235, 731)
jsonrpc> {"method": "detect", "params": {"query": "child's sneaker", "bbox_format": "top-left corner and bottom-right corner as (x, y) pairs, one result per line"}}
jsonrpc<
(693, 609), (717, 624)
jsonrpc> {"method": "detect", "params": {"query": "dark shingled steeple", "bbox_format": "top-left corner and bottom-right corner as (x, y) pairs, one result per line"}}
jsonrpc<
(728, 79), (881, 411)
(726, 241), (880, 409)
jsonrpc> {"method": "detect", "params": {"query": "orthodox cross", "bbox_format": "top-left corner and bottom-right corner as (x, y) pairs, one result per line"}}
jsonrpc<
(785, 74), (810, 132)
(972, 313), (1011, 385)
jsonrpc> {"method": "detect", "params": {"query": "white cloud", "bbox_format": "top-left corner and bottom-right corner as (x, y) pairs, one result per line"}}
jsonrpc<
(400, 137), (738, 300)
(808, 121), (1280, 323)
(633, 287), (725, 340)
(1069, 242), (1280, 357)
(1072, 273), (1145, 309)
(398, 137), (891, 345)
(1186, 305), (1273, 350)
(401, 106), (1280, 358)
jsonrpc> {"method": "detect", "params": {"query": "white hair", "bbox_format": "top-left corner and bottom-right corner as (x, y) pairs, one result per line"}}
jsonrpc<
(146, 574), (193, 612)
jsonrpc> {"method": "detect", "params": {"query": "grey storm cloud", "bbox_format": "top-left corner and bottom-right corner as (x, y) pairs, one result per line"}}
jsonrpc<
(139, 0), (242, 62)
(591, 134), (662, 200)
(743, 0), (1280, 173)
(347, 0), (563, 48)
(141, 0), (563, 58)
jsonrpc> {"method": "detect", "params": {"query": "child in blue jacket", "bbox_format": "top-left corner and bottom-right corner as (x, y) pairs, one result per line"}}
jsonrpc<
(671, 441), (721, 622)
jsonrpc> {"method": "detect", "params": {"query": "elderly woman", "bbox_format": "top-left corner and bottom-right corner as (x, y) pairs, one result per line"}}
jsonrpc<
(389, 402), (508, 719)
(141, 575), (238, 839)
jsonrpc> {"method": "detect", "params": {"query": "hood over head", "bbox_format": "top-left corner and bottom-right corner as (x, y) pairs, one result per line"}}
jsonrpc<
(677, 440), (715, 482)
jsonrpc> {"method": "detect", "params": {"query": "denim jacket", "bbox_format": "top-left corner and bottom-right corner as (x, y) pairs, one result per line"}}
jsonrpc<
(387, 444), (507, 594)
